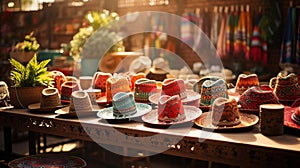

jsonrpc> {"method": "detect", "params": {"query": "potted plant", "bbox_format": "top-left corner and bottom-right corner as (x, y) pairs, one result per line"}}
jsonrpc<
(9, 54), (52, 108)
(10, 31), (40, 63)
(69, 10), (125, 76)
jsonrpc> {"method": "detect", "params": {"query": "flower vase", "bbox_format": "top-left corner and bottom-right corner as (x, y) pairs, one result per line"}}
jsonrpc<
(10, 51), (36, 63)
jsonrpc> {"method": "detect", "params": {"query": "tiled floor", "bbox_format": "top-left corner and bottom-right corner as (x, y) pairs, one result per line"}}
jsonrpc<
(0, 129), (238, 168)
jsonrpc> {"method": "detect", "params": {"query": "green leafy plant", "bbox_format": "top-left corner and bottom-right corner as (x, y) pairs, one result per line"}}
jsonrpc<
(9, 54), (52, 87)
(70, 9), (124, 59)
(13, 31), (40, 52)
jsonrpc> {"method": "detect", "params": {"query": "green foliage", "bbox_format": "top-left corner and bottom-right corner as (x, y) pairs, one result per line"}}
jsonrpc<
(70, 9), (124, 59)
(9, 54), (52, 87)
(14, 32), (40, 52)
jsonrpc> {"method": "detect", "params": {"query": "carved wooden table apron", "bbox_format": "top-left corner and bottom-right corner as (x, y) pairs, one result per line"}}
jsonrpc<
(1, 109), (300, 167)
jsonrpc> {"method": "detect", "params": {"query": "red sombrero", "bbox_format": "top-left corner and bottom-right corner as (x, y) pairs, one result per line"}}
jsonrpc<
(284, 98), (300, 130)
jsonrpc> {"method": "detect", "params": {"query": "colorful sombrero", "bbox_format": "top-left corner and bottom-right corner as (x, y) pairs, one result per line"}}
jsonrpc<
(149, 78), (200, 107)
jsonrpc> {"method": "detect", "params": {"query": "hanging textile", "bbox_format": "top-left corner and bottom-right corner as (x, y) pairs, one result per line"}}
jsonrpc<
(181, 12), (197, 46)
(296, 14), (300, 65)
(250, 13), (263, 63)
(245, 9), (252, 60)
(193, 9), (211, 51)
(234, 10), (245, 55)
(234, 6), (252, 59)
(211, 7), (223, 47)
(226, 10), (239, 56)
(217, 12), (227, 58)
(193, 9), (204, 51)
(280, 6), (296, 65)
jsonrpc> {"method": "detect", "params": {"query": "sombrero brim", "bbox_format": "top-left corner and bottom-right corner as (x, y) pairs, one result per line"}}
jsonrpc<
(55, 106), (100, 118)
(149, 90), (200, 106)
(97, 103), (152, 120)
(194, 112), (259, 130)
(142, 105), (202, 126)
(28, 103), (66, 113)
(284, 106), (300, 130)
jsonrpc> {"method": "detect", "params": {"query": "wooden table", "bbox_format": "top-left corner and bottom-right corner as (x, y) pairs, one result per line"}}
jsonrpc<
(1, 108), (300, 168)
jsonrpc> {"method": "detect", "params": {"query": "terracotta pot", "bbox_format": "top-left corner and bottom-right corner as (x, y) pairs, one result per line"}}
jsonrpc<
(10, 51), (36, 63)
(9, 86), (45, 108)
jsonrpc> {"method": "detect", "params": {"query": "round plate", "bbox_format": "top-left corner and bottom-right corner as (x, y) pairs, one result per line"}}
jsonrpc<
(97, 103), (152, 120)
(142, 105), (202, 126)
(149, 90), (200, 105)
(194, 112), (259, 130)
(55, 106), (100, 118)
(8, 154), (86, 168)
(28, 103), (66, 113)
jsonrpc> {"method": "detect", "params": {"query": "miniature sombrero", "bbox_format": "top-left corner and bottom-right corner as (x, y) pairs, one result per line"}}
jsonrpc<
(55, 90), (100, 118)
(129, 56), (152, 74)
(97, 92), (152, 120)
(199, 78), (228, 108)
(149, 78), (200, 107)
(60, 81), (81, 103)
(142, 95), (202, 126)
(134, 78), (158, 103)
(92, 71), (112, 93)
(105, 75), (131, 102)
(269, 72), (300, 102)
(238, 86), (279, 115)
(284, 98), (300, 130)
(146, 57), (170, 81)
(28, 88), (65, 113)
(129, 72), (147, 90)
(228, 73), (260, 96)
(193, 76), (227, 111)
(195, 97), (259, 130)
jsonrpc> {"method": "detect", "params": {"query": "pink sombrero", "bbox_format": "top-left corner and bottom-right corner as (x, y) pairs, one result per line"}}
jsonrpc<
(149, 78), (200, 107)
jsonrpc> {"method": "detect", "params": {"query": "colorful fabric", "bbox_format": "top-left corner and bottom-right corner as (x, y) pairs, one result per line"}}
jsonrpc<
(250, 13), (263, 63)
(217, 13), (227, 58)
(245, 10), (252, 60)
(181, 12), (197, 46)
(225, 12), (234, 55)
(193, 10), (211, 51)
(210, 10), (222, 46)
(296, 14), (300, 64)
(234, 11), (245, 55)
(280, 7), (295, 64)
(193, 11), (204, 51)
